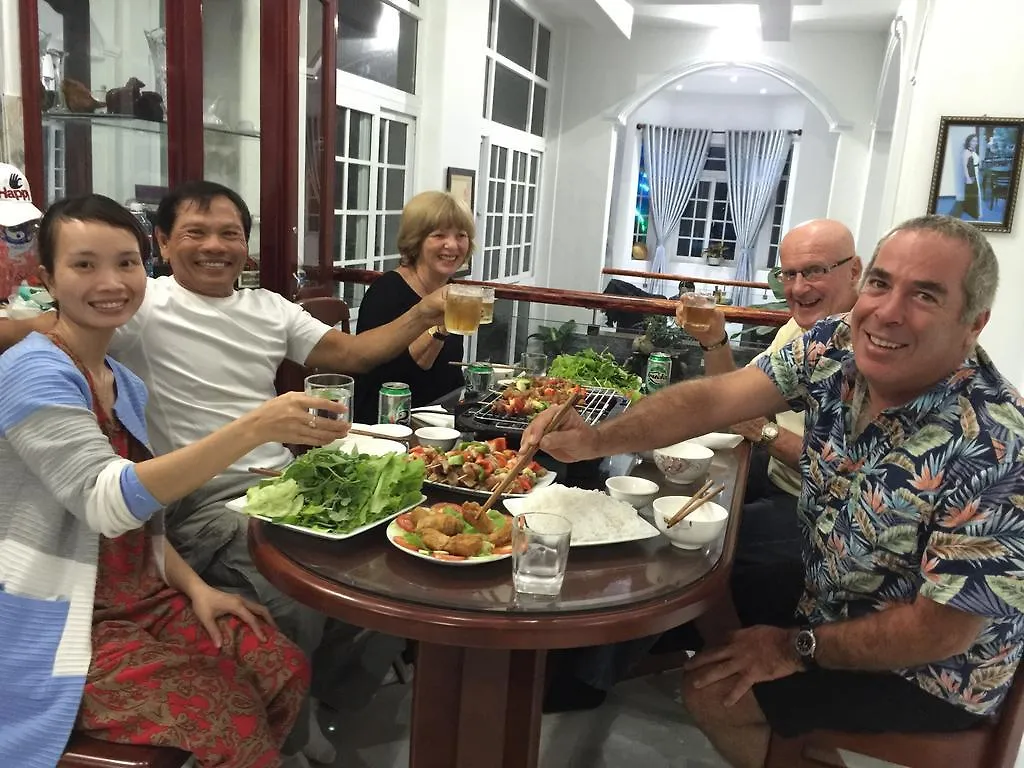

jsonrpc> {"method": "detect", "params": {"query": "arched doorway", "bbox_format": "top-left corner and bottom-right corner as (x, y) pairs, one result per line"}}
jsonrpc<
(857, 19), (905, 250)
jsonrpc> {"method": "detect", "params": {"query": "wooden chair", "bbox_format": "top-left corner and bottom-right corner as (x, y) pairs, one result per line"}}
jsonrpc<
(60, 733), (191, 768)
(276, 296), (351, 396)
(765, 666), (1024, 768)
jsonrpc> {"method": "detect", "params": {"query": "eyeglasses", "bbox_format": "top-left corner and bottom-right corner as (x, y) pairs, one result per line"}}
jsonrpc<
(770, 256), (854, 284)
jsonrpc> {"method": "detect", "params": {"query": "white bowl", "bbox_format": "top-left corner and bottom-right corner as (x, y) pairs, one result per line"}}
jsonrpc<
(329, 435), (407, 456)
(653, 495), (728, 550)
(653, 442), (714, 484)
(604, 476), (659, 508)
(414, 426), (462, 451)
(358, 422), (413, 440)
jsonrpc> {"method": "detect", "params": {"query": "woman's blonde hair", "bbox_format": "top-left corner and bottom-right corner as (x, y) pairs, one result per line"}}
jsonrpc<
(397, 191), (476, 267)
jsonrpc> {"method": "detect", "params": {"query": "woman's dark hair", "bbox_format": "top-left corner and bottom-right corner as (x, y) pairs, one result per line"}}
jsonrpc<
(964, 133), (978, 150)
(155, 180), (252, 239)
(38, 194), (149, 272)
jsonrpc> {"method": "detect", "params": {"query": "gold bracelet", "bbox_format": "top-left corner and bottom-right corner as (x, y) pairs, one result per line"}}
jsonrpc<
(428, 325), (448, 341)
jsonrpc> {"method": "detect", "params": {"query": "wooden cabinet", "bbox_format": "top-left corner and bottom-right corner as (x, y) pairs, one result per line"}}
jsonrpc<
(17, 0), (337, 296)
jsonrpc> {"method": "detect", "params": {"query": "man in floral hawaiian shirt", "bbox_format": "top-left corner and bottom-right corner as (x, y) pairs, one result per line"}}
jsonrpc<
(523, 215), (1024, 767)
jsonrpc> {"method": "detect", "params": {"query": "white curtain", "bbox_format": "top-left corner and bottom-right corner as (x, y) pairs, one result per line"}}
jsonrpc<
(642, 126), (712, 297)
(724, 130), (792, 307)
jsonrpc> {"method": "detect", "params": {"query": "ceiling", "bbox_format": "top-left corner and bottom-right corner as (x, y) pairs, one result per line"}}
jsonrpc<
(666, 69), (798, 96)
(537, 0), (902, 40)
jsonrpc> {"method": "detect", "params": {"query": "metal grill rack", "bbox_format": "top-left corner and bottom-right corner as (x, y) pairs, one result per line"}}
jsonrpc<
(457, 386), (629, 434)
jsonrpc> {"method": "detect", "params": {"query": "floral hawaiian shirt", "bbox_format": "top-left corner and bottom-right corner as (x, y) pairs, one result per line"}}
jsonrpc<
(756, 315), (1024, 716)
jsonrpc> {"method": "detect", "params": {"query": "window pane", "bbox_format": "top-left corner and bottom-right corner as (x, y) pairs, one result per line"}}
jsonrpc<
(695, 199), (708, 219)
(529, 155), (539, 184)
(491, 63), (530, 132)
(344, 215), (369, 261)
(496, 0), (534, 70)
(714, 184), (729, 202)
(385, 168), (405, 210)
(536, 25), (551, 79)
(386, 121), (407, 165)
(349, 110), (372, 160)
(338, 0), (417, 94)
(383, 213), (400, 255)
(712, 201), (727, 220)
(347, 164), (370, 209)
(531, 86), (546, 136)
(523, 243), (532, 273)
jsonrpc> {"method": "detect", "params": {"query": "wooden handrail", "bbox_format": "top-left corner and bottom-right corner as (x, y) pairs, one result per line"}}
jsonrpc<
(603, 267), (771, 291)
(314, 268), (790, 327)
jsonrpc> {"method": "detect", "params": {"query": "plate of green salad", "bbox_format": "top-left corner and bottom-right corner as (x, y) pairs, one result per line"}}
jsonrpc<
(228, 446), (427, 541)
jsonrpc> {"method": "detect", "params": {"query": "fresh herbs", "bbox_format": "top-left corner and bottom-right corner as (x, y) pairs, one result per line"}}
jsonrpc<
(245, 447), (425, 534)
(547, 349), (643, 401)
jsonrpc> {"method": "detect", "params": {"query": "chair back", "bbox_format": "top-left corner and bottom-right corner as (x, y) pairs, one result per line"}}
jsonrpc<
(300, 296), (350, 333)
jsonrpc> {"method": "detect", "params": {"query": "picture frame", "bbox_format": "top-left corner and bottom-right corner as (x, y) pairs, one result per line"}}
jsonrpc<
(926, 116), (1024, 233)
(445, 167), (476, 213)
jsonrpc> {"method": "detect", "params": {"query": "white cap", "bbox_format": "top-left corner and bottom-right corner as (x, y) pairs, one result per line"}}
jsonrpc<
(0, 163), (43, 227)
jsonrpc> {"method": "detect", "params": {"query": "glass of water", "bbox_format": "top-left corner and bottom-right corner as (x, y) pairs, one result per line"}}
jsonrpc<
(512, 512), (572, 596)
(517, 352), (548, 378)
(304, 373), (354, 422)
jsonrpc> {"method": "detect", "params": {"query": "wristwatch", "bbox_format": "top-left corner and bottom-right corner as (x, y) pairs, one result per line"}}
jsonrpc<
(794, 625), (818, 670)
(428, 325), (448, 341)
(759, 421), (780, 444)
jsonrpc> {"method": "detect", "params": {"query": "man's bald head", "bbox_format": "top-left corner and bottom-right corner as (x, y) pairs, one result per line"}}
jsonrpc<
(777, 219), (861, 329)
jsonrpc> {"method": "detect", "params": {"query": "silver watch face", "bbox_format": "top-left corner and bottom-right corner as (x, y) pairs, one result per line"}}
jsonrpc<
(795, 629), (816, 657)
(761, 422), (780, 442)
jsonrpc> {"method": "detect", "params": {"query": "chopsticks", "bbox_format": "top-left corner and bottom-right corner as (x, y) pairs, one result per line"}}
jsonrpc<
(448, 361), (515, 370)
(476, 392), (584, 515)
(665, 479), (726, 529)
(347, 426), (412, 443)
(248, 467), (282, 478)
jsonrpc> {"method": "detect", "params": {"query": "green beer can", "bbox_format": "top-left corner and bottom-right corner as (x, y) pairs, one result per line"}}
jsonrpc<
(378, 382), (412, 426)
(645, 352), (672, 394)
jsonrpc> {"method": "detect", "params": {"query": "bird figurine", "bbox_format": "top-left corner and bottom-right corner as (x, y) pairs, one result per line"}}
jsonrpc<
(61, 78), (104, 113)
(105, 77), (145, 116)
(134, 91), (164, 123)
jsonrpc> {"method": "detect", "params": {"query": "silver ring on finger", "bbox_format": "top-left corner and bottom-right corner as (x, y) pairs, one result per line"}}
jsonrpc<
(309, 414), (317, 429)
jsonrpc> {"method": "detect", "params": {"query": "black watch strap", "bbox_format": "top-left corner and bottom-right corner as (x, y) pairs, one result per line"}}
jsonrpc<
(699, 333), (729, 352)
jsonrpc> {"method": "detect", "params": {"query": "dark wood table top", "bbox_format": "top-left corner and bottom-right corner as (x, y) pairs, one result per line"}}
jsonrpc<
(249, 443), (750, 649)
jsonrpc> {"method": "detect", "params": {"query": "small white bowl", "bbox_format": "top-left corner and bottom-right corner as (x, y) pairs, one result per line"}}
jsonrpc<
(653, 495), (728, 550)
(414, 426), (462, 451)
(359, 422), (413, 440)
(604, 476), (659, 508)
(653, 442), (714, 484)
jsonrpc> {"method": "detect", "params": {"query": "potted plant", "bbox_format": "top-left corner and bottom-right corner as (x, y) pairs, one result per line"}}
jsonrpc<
(527, 319), (578, 358)
(702, 242), (727, 266)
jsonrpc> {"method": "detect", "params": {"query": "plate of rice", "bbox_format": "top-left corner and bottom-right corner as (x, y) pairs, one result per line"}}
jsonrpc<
(503, 485), (659, 547)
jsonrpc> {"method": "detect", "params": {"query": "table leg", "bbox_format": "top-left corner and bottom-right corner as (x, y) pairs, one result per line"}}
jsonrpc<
(410, 643), (547, 768)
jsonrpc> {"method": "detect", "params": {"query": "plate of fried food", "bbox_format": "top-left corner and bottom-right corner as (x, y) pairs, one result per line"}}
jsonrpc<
(387, 500), (513, 566)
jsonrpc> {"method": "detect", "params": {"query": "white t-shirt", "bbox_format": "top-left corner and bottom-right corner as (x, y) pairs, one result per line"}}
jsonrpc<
(109, 276), (332, 478)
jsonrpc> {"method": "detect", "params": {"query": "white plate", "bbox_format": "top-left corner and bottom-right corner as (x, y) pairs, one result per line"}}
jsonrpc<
(422, 467), (557, 499)
(385, 516), (512, 567)
(503, 491), (660, 547)
(227, 494), (427, 541)
(327, 435), (407, 455)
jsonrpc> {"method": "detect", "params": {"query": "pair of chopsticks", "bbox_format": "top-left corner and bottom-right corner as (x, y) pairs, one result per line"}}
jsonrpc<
(666, 478), (726, 529)
(249, 466), (282, 478)
(448, 361), (515, 370)
(475, 392), (583, 515)
(347, 426), (412, 444)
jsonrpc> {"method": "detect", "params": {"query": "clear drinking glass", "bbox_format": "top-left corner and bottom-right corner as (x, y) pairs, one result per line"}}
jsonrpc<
(512, 512), (572, 596)
(479, 287), (495, 324)
(304, 373), (354, 422)
(677, 292), (717, 333)
(444, 284), (484, 335)
(517, 352), (548, 378)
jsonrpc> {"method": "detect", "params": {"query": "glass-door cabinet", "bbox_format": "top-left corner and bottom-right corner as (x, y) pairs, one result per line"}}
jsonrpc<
(18, 0), (337, 297)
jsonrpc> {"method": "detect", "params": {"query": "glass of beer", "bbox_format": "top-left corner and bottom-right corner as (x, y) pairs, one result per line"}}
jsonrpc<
(479, 287), (495, 324)
(444, 284), (484, 335)
(304, 373), (354, 422)
(678, 293), (717, 333)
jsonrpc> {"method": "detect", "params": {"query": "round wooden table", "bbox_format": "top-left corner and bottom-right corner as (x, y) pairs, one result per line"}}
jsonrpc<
(250, 446), (750, 768)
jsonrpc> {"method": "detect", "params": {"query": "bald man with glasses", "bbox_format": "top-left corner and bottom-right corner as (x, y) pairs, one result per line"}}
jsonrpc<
(678, 219), (861, 571)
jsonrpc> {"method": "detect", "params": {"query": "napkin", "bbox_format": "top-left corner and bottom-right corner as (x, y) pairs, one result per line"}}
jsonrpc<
(689, 432), (744, 450)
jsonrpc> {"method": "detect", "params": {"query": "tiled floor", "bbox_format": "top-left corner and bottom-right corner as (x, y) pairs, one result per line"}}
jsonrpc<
(315, 672), (901, 768)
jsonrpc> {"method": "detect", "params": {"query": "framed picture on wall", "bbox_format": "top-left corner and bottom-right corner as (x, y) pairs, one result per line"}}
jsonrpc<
(927, 115), (1024, 233)
(446, 167), (476, 213)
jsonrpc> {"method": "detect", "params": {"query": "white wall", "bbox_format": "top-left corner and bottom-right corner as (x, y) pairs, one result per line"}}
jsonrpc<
(885, 0), (1024, 390)
(606, 92), (836, 291)
(546, 23), (887, 298)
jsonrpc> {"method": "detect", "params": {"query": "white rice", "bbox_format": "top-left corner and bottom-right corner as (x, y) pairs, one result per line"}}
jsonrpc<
(513, 485), (652, 544)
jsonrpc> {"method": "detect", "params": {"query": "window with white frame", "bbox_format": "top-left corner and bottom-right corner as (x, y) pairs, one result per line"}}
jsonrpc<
(333, 106), (414, 310)
(480, 0), (550, 283)
(337, 0), (420, 95)
(668, 142), (793, 268)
